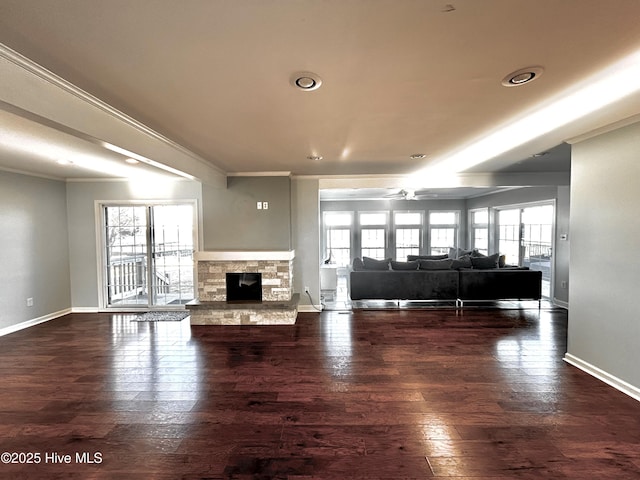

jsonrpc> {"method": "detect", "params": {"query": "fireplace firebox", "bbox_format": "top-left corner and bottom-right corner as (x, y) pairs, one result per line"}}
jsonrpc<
(226, 273), (262, 302)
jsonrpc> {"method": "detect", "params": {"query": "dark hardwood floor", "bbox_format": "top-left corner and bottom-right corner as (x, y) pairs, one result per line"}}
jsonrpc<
(0, 307), (639, 479)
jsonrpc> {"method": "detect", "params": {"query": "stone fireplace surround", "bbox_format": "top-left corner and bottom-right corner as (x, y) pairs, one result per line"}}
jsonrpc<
(186, 250), (299, 325)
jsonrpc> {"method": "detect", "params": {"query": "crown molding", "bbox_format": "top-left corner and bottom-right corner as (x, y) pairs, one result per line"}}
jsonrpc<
(65, 176), (192, 183)
(227, 171), (292, 177)
(0, 43), (226, 177)
(566, 113), (640, 144)
(0, 165), (65, 182)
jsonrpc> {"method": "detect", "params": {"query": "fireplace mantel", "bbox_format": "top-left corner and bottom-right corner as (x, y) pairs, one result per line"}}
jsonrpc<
(195, 250), (295, 262)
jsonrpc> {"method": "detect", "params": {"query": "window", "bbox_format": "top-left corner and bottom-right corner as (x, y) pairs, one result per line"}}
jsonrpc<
(429, 211), (459, 255)
(498, 209), (521, 265)
(394, 212), (422, 261)
(469, 208), (489, 255)
(324, 212), (352, 266)
(360, 212), (387, 259)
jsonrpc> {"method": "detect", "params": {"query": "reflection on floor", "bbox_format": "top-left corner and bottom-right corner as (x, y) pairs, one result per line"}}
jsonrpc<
(3, 308), (638, 478)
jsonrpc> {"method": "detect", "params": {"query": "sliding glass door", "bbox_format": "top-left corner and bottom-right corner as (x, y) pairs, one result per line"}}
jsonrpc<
(103, 203), (195, 308)
(522, 205), (554, 299)
(497, 203), (554, 298)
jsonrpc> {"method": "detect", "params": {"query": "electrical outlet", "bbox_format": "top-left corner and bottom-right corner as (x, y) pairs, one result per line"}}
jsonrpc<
(263, 201), (269, 210)
(304, 286), (310, 293)
(561, 281), (568, 289)
(26, 297), (34, 307)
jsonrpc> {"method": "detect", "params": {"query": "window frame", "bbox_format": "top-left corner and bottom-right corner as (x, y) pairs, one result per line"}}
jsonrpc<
(358, 211), (388, 260)
(468, 208), (489, 255)
(427, 210), (460, 255)
(322, 211), (354, 266)
(393, 211), (423, 261)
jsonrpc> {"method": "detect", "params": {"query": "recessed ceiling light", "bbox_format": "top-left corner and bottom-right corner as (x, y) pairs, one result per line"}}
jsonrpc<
(125, 158), (139, 164)
(501, 66), (544, 87)
(410, 153), (427, 159)
(291, 72), (322, 91)
(307, 155), (323, 161)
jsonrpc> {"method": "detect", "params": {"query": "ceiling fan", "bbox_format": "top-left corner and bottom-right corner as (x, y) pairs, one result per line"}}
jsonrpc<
(384, 188), (438, 200)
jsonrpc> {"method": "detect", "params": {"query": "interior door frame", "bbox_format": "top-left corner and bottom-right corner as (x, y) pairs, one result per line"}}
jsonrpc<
(96, 199), (199, 311)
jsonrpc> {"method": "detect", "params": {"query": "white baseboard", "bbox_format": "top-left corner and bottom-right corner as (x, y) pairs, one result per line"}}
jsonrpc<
(552, 297), (569, 309)
(71, 307), (100, 313)
(564, 353), (640, 402)
(297, 304), (324, 313)
(0, 308), (72, 337)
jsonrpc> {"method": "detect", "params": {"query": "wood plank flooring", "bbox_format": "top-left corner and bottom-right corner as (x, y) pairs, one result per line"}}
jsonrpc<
(0, 308), (639, 479)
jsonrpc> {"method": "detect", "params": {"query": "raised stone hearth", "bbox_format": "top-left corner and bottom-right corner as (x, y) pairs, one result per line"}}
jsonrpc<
(186, 294), (299, 326)
(187, 250), (298, 325)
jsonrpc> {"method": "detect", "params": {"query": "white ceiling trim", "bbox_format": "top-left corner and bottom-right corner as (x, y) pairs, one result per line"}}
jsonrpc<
(0, 164), (64, 182)
(227, 171), (292, 177)
(565, 113), (640, 145)
(0, 43), (227, 185)
(315, 172), (570, 190)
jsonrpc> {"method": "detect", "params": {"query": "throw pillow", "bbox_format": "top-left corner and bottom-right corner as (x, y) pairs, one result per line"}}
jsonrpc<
(419, 259), (454, 270)
(498, 254), (506, 268)
(362, 256), (391, 270)
(470, 252), (500, 269)
(352, 257), (364, 271)
(390, 260), (419, 270)
(451, 255), (472, 269)
(407, 254), (448, 261)
(448, 247), (474, 259)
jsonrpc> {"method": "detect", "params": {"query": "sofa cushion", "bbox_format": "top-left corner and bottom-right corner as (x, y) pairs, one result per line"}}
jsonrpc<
(352, 257), (364, 271)
(419, 258), (454, 270)
(470, 251), (507, 268)
(391, 260), (419, 270)
(451, 255), (472, 269)
(362, 256), (391, 270)
(448, 247), (474, 259)
(407, 254), (448, 261)
(471, 252), (500, 269)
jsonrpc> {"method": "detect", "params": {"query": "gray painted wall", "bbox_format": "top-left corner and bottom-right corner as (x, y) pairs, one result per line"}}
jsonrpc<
(66, 179), (202, 309)
(568, 121), (640, 389)
(466, 186), (570, 304)
(554, 186), (571, 305)
(0, 171), (71, 329)
(291, 178), (321, 307)
(202, 176), (291, 250)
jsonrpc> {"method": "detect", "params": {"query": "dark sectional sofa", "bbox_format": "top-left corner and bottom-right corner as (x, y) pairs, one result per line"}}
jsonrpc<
(349, 253), (542, 305)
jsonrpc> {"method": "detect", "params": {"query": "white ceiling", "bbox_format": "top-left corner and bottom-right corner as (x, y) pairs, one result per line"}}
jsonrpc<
(1, 1), (640, 183)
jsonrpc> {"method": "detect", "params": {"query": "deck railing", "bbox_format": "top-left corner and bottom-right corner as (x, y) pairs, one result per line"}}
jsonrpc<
(108, 255), (170, 301)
